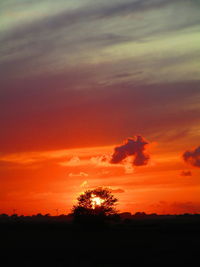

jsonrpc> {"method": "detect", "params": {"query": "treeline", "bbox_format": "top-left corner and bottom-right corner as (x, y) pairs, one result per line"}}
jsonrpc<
(0, 212), (199, 223)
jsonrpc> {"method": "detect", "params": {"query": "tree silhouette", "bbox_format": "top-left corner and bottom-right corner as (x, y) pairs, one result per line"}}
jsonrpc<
(72, 187), (118, 221)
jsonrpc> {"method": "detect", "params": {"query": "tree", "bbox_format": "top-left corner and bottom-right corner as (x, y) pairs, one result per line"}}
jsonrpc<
(72, 187), (118, 222)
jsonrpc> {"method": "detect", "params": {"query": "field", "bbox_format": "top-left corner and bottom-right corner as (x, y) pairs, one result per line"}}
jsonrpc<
(1, 215), (199, 266)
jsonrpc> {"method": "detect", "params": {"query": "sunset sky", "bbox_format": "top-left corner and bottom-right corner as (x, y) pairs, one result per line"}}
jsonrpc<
(1, 0), (200, 215)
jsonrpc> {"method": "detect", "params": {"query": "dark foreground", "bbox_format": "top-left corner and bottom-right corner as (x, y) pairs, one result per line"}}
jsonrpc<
(1, 215), (200, 267)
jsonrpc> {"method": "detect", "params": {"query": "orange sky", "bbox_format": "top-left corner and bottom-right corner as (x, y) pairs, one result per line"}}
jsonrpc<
(1, 141), (200, 215)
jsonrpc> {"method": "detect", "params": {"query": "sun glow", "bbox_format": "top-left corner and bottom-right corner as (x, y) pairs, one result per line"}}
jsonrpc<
(91, 194), (104, 209)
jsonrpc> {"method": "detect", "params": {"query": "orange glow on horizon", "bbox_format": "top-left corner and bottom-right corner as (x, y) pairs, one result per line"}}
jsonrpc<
(0, 143), (200, 215)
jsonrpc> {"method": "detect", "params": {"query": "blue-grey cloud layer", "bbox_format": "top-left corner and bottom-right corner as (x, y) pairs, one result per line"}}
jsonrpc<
(0, 0), (200, 152)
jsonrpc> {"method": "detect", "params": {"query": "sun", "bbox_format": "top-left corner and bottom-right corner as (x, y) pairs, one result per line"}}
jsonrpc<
(91, 194), (104, 209)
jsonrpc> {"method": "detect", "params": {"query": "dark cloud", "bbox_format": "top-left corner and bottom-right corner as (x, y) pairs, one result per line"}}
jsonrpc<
(183, 146), (200, 168)
(180, 170), (192, 176)
(110, 136), (149, 166)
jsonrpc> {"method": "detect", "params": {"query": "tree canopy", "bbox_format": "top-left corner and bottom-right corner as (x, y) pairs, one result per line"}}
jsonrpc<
(72, 187), (118, 220)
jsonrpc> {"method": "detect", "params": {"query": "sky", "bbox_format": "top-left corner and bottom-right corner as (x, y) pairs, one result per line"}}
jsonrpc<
(0, 0), (200, 215)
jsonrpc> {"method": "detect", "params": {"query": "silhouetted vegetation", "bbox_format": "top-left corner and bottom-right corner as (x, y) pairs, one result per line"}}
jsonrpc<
(0, 213), (200, 266)
(72, 187), (118, 224)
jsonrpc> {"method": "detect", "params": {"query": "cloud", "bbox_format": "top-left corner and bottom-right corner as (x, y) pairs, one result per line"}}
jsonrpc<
(183, 146), (200, 168)
(60, 157), (81, 166)
(180, 170), (192, 177)
(69, 172), (88, 177)
(59, 154), (115, 168)
(1, 0), (200, 155)
(109, 188), (125, 193)
(1, 0), (200, 84)
(90, 154), (111, 167)
(110, 135), (150, 166)
(1, 77), (200, 154)
(80, 180), (88, 188)
(124, 163), (134, 174)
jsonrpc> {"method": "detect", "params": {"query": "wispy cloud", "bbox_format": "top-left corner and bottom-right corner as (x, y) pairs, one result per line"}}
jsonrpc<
(180, 170), (192, 177)
(1, 0), (200, 82)
(69, 172), (88, 177)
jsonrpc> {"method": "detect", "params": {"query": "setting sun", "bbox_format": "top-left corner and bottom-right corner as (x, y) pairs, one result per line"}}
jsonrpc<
(91, 194), (105, 208)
